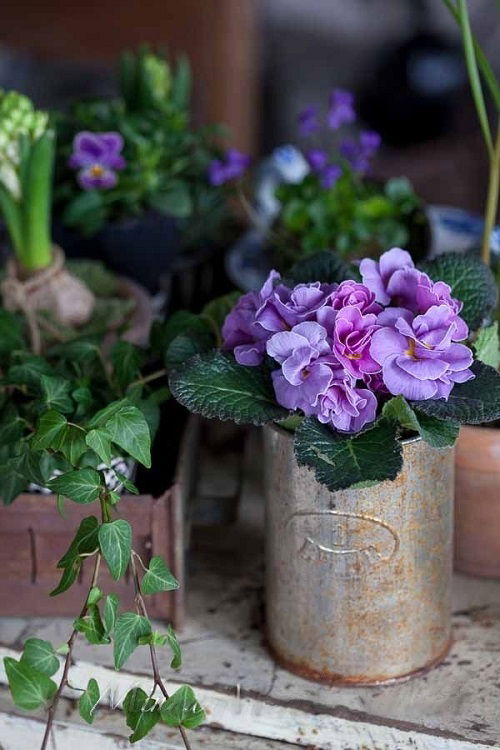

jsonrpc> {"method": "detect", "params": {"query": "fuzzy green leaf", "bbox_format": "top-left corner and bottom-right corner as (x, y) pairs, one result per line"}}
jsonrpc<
(141, 556), (179, 595)
(474, 322), (500, 369)
(160, 685), (205, 729)
(412, 360), (500, 424)
(48, 468), (102, 504)
(79, 678), (100, 724)
(99, 520), (132, 581)
(382, 396), (460, 448)
(4, 657), (57, 711)
(114, 613), (152, 669)
(420, 253), (498, 331)
(169, 351), (289, 425)
(294, 418), (403, 491)
(287, 251), (357, 285)
(20, 639), (59, 677)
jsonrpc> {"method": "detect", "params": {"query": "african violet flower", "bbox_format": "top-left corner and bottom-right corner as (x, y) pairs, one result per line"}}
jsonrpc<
(69, 131), (126, 190)
(327, 89), (356, 130)
(208, 149), (251, 186)
(371, 305), (473, 401)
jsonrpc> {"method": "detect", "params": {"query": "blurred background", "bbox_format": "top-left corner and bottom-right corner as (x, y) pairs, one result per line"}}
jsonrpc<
(0, 0), (497, 213)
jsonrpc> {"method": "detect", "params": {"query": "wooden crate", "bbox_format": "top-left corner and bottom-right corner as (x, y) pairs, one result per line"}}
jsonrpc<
(0, 417), (200, 627)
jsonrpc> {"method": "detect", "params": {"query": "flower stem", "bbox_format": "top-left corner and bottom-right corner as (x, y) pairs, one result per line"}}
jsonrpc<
(481, 120), (500, 266)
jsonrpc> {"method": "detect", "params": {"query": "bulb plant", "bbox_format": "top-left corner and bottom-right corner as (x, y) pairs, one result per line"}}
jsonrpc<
(208, 89), (425, 269)
(0, 314), (204, 749)
(166, 248), (500, 491)
(55, 47), (229, 249)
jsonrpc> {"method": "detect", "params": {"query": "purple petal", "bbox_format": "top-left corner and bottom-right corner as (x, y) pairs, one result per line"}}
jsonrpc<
(370, 327), (407, 365)
(282, 346), (316, 385)
(234, 343), (265, 366)
(382, 356), (438, 400)
(77, 166), (117, 190)
(379, 247), (414, 282)
(266, 331), (309, 363)
(396, 355), (449, 380)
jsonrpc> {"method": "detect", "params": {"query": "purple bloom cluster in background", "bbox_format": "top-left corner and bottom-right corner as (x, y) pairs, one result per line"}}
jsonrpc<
(208, 149), (251, 186)
(222, 248), (474, 434)
(340, 130), (381, 174)
(327, 89), (356, 130)
(69, 131), (126, 190)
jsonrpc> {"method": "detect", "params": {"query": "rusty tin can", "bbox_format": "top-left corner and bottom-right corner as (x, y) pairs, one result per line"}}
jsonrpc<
(263, 425), (454, 685)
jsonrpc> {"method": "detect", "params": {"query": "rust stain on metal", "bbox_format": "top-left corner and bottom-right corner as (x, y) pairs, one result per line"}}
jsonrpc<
(263, 426), (454, 684)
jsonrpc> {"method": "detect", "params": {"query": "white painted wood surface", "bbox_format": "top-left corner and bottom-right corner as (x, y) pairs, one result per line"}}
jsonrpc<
(1, 429), (500, 749)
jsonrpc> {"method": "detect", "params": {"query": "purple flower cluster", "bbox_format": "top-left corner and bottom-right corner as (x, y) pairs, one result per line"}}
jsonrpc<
(208, 149), (251, 186)
(222, 248), (474, 434)
(340, 130), (381, 174)
(69, 132), (126, 190)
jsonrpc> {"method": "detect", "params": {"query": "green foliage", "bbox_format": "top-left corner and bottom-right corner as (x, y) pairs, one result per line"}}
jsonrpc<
(273, 172), (422, 268)
(74, 604), (109, 645)
(420, 252), (498, 331)
(54, 48), (228, 247)
(169, 351), (289, 425)
(49, 468), (102, 504)
(20, 639), (59, 677)
(287, 250), (357, 285)
(79, 678), (100, 724)
(474, 322), (500, 369)
(141, 556), (179, 594)
(114, 613), (152, 669)
(160, 685), (205, 729)
(123, 687), (161, 743)
(4, 657), (57, 710)
(412, 360), (500, 424)
(99, 520), (132, 580)
(103, 594), (119, 636)
(382, 396), (460, 448)
(294, 418), (403, 491)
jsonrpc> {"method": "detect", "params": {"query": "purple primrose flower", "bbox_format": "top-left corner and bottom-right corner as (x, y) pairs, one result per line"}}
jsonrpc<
(360, 247), (415, 306)
(256, 280), (337, 333)
(371, 305), (474, 401)
(69, 131), (126, 190)
(327, 89), (356, 130)
(208, 149), (251, 186)
(331, 280), (382, 315)
(317, 373), (378, 433)
(333, 306), (381, 379)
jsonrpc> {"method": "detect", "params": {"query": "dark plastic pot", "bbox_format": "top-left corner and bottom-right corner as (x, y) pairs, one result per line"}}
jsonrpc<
(53, 211), (181, 293)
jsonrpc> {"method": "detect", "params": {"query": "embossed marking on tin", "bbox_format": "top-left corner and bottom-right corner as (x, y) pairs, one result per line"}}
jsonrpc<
(285, 511), (399, 576)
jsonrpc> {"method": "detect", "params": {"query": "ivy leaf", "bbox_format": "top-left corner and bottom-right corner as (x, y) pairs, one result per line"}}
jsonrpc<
(114, 471), (139, 495)
(31, 411), (68, 451)
(164, 624), (182, 670)
(382, 396), (460, 448)
(87, 587), (103, 606)
(474, 322), (500, 369)
(103, 594), (119, 636)
(287, 251), (357, 285)
(412, 360), (500, 424)
(86, 429), (112, 466)
(420, 252), (498, 331)
(99, 520), (132, 580)
(74, 604), (109, 645)
(39, 375), (74, 414)
(160, 685), (205, 729)
(294, 418), (403, 491)
(50, 559), (81, 597)
(111, 341), (144, 390)
(48, 468), (102, 504)
(169, 351), (289, 425)
(57, 516), (100, 568)
(102, 404), (152, 468)
(3, 657), (57, 710)
(123, 687), (160, 743)
(0, 309), (25, 354)
(20, 639), (59, 677)
(114, 613), (152, 669)
(0, 452), (30, 505)
(58, 425), (88, 466)
(141, 556), (179, 595)
(79, 678), (100, 724)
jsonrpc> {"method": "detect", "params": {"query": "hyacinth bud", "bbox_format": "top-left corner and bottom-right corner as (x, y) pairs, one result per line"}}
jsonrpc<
(0, 91), (49, 197)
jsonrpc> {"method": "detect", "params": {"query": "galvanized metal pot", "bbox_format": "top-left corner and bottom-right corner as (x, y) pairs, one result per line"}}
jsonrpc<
(263, 425), (454, 685)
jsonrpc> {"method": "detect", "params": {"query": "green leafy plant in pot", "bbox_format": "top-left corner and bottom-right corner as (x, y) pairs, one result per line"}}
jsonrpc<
(54, 47), (231, 292)
(0, 91), (95, 349)
(165, 245), (500, 682)
(0, 312), (204, 748)
(442, 0), (500, 577)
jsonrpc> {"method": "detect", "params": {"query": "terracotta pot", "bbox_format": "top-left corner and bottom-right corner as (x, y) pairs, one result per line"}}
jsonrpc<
(264, 426), (454, 685)
(455, 425), (500, 578)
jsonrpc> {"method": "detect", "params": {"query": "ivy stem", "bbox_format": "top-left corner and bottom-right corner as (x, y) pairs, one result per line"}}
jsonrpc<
(40, 552), (101, 750)
(130, 552), (193, 750)
(481, 119), (500, 266)
(130, 368), (167, 388)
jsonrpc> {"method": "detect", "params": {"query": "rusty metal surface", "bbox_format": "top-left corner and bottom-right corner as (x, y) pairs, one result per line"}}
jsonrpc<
(263, 425), (455, 684)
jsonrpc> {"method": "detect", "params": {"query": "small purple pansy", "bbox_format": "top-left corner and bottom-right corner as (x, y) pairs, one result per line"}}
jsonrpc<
(69, 131), (126, 190)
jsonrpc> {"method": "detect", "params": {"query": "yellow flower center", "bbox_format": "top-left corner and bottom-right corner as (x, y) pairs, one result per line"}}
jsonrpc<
(405, 338), (417, 359)
(89, 164), (104, 177)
